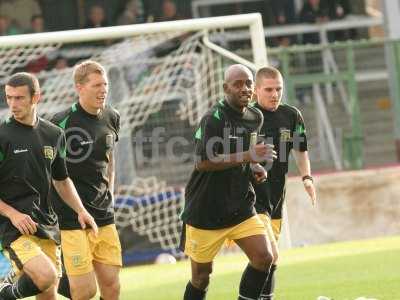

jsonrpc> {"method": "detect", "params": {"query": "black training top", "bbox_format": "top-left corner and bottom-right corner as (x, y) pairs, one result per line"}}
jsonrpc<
(181, 99), (263, 229)
(256, 103), (308, 178)
(253, 103), (308, 213)
(0, 116), (68, 247)
(49, 102), (120, 230)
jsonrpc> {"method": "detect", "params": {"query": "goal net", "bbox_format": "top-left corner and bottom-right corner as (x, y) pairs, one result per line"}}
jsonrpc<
(0, 14), (267, 265)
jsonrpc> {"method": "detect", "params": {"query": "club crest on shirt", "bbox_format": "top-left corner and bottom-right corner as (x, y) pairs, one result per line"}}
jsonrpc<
(250, 132), (258, 146)
(279, 128), (291, 142)
(43, 146), (54, 160)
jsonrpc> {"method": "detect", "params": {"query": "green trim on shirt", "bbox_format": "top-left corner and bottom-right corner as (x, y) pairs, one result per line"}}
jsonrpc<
(58, 116), (70, 130)
(195, 127), (202, 140)
(213, 109), (221, 120)
(71, 103), (77, 112)
(296, 123), (306, 134)
(59, 146), (67, 158)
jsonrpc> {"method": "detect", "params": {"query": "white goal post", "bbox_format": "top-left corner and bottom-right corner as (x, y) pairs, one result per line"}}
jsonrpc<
(0, 13), (267, 69)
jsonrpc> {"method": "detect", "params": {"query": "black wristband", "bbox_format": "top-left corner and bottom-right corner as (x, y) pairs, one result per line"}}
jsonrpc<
(302, 175), (313, 182)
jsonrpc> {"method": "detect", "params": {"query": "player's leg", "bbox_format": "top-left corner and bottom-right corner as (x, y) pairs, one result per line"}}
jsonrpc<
(184, 259), (213, 300)
(230, 215), (273, 300)
(57, 263), (71, 298)
(180, 224), (228, 300)
(93, 262), (120, 300)
(35, 238), (63, 300)
(35, 279), (59, 300)
(90, 224), (122, 300)
(0, 236), (58, 300)
(259, 180), (286, 300)
(60, 229), (97, 300)
(258, 214), (279, 300)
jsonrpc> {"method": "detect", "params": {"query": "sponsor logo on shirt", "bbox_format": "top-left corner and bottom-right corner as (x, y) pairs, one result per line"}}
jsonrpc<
(13, 149), (28, 154)
(80, 140), (94, 146)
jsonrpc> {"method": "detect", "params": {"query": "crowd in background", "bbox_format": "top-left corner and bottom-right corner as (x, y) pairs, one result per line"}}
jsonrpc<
(0, 0), (362, 39)
(0, 0), (366, 76)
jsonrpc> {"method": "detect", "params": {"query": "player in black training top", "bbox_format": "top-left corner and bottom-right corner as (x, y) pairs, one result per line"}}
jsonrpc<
(0, 72), (97, 300)
(253, 66), (317, 300)
(49, 60), (121, 300)
(180, 64), (277, 300)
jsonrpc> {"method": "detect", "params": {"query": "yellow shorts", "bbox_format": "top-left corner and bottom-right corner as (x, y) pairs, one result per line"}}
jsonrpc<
(61, 224), (122, 276)
(183, 215), (267, 263)
(258, 214), (282, 241)
(4, 235), (61, 278)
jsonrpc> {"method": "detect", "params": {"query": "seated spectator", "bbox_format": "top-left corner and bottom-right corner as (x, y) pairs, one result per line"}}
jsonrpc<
(0, 15), (21, 36)
(0, 0), (41, 31)
(26, 14), (46, 33)
(116, 0), (144, 25)
(299, 0), (330, 44)
(85, 4), (109, 28)
(157, 0), (181, 22)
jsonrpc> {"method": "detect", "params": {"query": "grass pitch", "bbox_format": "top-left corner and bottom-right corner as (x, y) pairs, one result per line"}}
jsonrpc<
(119, 236), (400, 300)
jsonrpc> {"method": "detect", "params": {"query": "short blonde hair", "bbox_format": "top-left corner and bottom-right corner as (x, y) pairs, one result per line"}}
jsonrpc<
(255, 66), (282, 86)
(73, 60), (106, 85)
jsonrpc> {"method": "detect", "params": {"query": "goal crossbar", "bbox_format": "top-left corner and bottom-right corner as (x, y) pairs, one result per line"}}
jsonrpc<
(0, 13), (267, 68)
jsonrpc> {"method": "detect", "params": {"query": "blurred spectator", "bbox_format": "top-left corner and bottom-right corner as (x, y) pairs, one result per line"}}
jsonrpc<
(272, 0), (297, 46)
(26, 14), (46, 33)
(85, 4), (109, 28)
(116, 0), (144, 25)
(26, 55), (49, 73)
(299, 0), (330, 44)
(273, 0), (297, 25)
(0, 15), (21, 36)
(327, 0), (355, 40)
(144, 0), (189, 23)
(157, 0), (181, 22)
(24, 14), (48, 73)
(328, 0), (351, 20)
(38, 0), (80, 31)
(52, 56), (69, 70)
(0, 0), (41, 31)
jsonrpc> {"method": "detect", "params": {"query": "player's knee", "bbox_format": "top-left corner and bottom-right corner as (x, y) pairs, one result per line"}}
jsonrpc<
(101, 279), (120, 298)
(70, 280), (97, 300)
(272, 253), (279, 265)
(111, 280), (121, 297)
(251, 249), (273, 271)
(71, 285), (97, 300)
(272, 249), (279, 264)
(192, 266), (212, 290)
(31, 266), (58, 291)
(35, 285), (57, 300)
